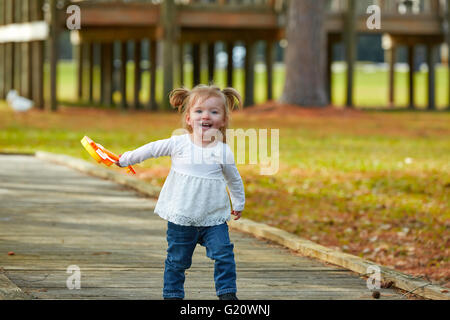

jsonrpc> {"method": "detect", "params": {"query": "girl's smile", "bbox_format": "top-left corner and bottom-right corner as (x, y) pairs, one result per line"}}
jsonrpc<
(186, 96), (226, 137)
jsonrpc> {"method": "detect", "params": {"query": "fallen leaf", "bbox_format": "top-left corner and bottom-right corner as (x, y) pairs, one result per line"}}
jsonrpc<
(7, 251), (14, 256)
(92, 252), (111, 255)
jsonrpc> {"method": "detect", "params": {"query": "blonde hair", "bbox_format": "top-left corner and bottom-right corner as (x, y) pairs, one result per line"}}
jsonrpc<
(169, 84), (243, 143)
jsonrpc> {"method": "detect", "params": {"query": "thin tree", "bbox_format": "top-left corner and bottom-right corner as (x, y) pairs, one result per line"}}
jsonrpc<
(280, 0), (328, 106)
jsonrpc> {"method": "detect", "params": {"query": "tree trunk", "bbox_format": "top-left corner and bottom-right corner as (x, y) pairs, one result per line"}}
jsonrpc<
(280, 0), (328, 107)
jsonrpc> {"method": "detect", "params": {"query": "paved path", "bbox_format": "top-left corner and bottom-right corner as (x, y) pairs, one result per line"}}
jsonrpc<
(0, 155), (405, 300)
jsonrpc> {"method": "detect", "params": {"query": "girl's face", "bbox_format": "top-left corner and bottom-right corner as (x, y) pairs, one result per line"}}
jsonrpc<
(186, 96), (226, 136)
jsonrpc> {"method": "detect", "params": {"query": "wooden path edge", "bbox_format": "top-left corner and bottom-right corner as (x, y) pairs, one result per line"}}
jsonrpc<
(0, 273), (31, 300)
(23, 150), (449, 300)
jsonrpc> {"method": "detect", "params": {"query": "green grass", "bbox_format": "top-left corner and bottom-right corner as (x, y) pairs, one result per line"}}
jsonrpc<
(56, 61), (449, 109)
(332, 65), (449, 108)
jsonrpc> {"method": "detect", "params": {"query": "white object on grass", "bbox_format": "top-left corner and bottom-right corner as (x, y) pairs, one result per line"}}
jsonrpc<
(6, 90), (34, 112)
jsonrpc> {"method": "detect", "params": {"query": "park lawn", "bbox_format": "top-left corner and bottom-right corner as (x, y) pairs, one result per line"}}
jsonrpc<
(56, 61), (449, 109)
(0, 102), (449, 287)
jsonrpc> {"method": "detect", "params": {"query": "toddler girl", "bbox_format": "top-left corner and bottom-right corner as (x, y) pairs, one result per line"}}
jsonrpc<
(117, 85), (245, 300)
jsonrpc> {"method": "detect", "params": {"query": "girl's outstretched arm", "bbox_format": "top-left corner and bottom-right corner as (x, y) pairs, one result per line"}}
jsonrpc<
(118, 136), (175, 167)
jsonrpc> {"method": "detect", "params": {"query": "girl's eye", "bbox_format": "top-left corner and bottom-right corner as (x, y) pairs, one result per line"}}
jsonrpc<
(212, 111), (218, 114)
(195, 110), (202, 113)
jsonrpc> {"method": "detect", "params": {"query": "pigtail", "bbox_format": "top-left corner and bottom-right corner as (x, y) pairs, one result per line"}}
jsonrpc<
(169, 87), (190, 112)
(222, 87), (243, 111)
(220, 87), (242, 144)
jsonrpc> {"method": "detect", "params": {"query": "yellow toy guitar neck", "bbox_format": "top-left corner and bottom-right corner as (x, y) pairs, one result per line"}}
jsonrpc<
(81, 136), (136, 174)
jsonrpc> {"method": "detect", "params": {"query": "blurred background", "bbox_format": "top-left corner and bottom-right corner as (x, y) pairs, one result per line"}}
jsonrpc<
(0, 0), (449, 289)
(0, 0), (449, 110)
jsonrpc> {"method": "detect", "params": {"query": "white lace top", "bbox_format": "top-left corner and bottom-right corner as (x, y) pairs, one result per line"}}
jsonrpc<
(119, 133), (245, 226)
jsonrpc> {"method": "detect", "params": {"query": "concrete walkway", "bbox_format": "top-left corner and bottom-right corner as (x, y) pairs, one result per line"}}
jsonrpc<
(0, 155), (406, 300)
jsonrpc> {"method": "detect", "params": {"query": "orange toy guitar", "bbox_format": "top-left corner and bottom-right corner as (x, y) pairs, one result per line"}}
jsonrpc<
(81, 136), (136, 174)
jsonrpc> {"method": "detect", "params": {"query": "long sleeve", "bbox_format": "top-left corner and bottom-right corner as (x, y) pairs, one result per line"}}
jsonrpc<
(222, 146), (245, 212)
(119, 137), (174, 167)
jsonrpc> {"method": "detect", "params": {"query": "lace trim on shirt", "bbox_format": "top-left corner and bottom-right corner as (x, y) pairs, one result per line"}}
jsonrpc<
(154, 208), (231, 226)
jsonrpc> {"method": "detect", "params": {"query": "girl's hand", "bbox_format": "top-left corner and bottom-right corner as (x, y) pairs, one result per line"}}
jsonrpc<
(114, 155), (123, 167)
(231, 210), (242, 220)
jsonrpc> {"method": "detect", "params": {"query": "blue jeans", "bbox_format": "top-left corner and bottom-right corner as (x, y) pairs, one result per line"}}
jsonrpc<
(163, 221), (237, 299)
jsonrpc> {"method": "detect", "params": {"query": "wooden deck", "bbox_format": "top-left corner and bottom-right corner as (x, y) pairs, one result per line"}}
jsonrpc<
(0, 155), (407, 300)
